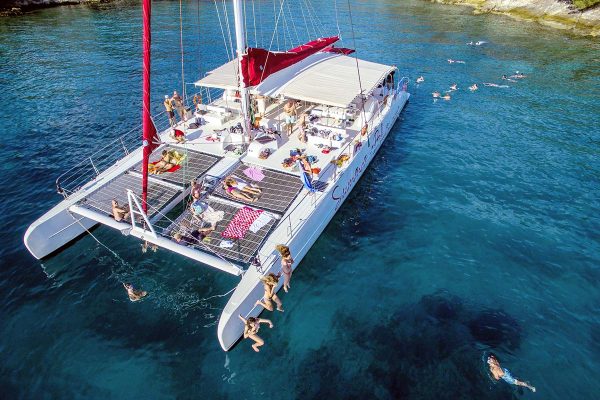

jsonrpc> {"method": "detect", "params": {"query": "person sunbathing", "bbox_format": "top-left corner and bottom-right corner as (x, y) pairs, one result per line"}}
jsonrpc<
(150, 150), (176, 174)
(173, 227), (214, 246)
(111, 199), (130, 222)
(225, 176), (262, 196)
(222, 180), (256, 201)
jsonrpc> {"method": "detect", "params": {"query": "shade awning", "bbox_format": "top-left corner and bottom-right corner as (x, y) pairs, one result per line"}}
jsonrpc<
(195, 53), (396, 108)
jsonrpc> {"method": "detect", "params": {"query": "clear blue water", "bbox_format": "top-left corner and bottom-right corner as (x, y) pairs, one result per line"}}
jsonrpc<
(1, 0), (599, 398)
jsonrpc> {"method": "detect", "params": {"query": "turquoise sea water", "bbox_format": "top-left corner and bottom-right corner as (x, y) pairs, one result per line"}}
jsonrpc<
(1, 0), (599, 398)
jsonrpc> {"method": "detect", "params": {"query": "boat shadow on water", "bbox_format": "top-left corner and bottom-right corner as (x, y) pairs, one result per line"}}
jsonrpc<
(294, 290), (524, 399)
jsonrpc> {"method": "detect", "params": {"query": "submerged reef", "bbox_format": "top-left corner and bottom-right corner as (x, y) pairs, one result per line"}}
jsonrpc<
(294, 291), (523, 399)
(429, 0), (600, 36)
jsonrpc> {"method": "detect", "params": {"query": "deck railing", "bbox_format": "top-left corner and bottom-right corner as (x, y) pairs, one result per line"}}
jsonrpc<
(55, 111), (173, 198)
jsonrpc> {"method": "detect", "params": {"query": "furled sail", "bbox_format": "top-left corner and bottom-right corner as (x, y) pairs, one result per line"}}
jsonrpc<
(240, 36), (339, 87)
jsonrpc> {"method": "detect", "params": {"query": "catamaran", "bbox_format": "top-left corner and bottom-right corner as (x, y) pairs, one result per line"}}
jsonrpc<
(23, 0), (410, 350)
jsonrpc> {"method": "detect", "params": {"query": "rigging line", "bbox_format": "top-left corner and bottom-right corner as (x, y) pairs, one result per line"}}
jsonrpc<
(298, 0), (310, 42)
(251, 0), (257, 47)
(179, 0), (186, 101)
(258, 0), (263, 47)
(259, 0), (287, 84)
(213, 0), (231, 61)
(221, 0), (236, 61)
(197, 0), (202, 71)
(273, 0), (279, 51)
(334, 0), (342, 43)
(243, 0), (248, 52)
(282, 0), (294, 49)
(346, 0), (367, 138)
(280, 0), (290, 49)
(305, 0), (325, 37)
(286, 0), (301, 46)
(301, 0), (318, 39)
(67, 211), (130, 268)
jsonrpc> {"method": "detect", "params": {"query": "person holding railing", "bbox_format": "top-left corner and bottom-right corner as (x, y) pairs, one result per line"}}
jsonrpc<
(255, 273), (284, 312)
(276, 244), (294, 293)
(111, 199), (130, 222)
(172, 90), (186, 122)
(164, 95), (176, 127)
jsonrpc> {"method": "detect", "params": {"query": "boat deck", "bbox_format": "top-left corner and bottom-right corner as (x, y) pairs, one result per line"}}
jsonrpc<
(212, 163), (303, 214)
(130, 145), (221, 187)
(79, 172), (181, 219)
(164, 198), (279, 264)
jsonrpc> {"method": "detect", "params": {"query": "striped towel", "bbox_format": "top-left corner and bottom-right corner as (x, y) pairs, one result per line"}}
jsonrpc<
(221, 206), (263, 239)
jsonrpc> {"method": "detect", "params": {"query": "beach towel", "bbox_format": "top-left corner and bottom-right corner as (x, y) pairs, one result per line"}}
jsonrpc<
(243, 166), (265, 182)
(221, 206), (263, 239)
(148, 162), (181, 174)
(249, 212), (273, 233)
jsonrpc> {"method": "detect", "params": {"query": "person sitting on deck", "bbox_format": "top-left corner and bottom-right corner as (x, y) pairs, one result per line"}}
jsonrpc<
(190, 179), (203, 201)
(170, 128), (186, 144)
(222, 177), (261, 202)
(173, 227), (214, 246)
(123, 283), (147, 302)
(111, 199), (130, 222)
(238, 314), (273, 352)
(255, 273), (284, 312)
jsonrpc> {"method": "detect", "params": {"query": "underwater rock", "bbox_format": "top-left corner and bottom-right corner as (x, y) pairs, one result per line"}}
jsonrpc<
(468, 309), (522, 350)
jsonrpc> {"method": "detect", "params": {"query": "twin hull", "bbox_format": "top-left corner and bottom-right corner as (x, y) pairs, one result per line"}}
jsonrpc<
(217, 91), (409, 350)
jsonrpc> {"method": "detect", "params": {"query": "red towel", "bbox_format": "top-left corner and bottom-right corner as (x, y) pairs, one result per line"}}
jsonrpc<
(221, 206), (263, 239)
(148, 161), (181, 173)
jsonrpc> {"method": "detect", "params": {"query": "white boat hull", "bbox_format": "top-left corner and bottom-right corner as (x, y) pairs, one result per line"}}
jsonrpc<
(217, 91), (409, 350)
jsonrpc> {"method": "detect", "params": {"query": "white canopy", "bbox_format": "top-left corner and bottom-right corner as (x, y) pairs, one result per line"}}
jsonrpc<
(195, 53), (396, 108)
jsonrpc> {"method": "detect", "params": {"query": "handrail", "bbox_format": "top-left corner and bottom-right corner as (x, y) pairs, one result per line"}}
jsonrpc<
(55, 110), (172, 198)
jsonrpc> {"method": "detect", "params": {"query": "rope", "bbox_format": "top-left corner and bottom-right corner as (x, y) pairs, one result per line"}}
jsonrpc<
(179, 0), (186, 100)
(334, 0), (342, 43)
(260, 0), (287, 84)
(286, 0), (301, 46)
(346, 0), (368, 144)
(221, 0), (236, 61)
(213, 0), (231, 62)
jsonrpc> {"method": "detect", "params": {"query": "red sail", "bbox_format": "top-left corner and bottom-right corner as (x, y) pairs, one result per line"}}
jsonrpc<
(141, 0), (157, 215)
(240, 36), (339, 87)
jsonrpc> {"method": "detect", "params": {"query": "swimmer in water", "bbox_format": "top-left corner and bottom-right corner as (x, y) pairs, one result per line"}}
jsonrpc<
(448, 59), (466, 64)
(502, 74), (517, 83)
(449, 83), (458, 91)
(469, 83), (478, 91)
(487, 354), (536, 392)
(483, 82), (509, 88)
(475, 40), (486, 45)
(442, 93), (451, 100)
(509, 71), (527, 79)
(416, 76), (425, 83)
(467, 41), (474, 46)
(432, 91), (441, 98)
(123, 283), (147, 302)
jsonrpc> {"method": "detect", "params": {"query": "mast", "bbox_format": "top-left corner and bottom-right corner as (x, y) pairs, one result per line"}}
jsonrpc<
(232, 0), (251, 139)
(141, 0), (155, 214)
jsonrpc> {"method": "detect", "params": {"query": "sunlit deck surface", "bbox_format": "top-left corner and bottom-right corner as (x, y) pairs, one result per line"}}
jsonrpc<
(79, 173), (181, 219)
(131, 145), (221, 187)
(164, 198), (279, 264)
(212, 163), (303, 214)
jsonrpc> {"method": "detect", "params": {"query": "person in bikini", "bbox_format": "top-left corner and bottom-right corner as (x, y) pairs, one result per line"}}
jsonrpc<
(487, 354), (536, 392)
(255, 273), (284, 312)
(150, 150), (175, 174)
(111, 199), (130, 222)
(238, 314), (273, 352)
(276, 244), (294, 293)
(222, 176), (261, 201)
(164, 95), (175, 127)
(123, 283), (147, 302)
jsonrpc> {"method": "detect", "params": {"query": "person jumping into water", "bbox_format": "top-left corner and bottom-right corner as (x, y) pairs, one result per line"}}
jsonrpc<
(487, 354), (536, 392)
(239, 314), (273, 352)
